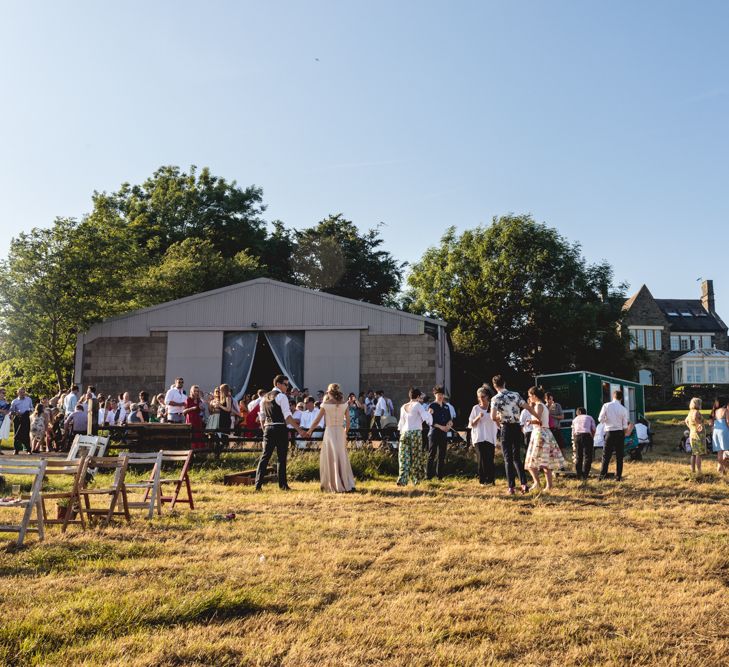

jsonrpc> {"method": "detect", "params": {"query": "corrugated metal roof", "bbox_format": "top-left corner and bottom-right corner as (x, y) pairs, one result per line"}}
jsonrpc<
(83, 278), (446, 342)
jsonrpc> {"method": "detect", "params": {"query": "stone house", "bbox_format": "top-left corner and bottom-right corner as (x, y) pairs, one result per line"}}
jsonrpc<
(622, 279), (729, 387)
(75, 278), (450, 409)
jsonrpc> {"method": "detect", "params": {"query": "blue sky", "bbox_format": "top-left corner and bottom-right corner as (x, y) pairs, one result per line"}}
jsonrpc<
(1, 0), (728, 316)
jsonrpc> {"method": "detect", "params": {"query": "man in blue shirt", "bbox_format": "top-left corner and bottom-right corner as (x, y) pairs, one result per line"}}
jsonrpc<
(427, 385), (453, 480)
(10, 387), (33, 454)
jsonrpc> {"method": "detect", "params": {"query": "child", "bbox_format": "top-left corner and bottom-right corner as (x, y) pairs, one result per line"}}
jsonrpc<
(685, 397), (707, 473)
(524, 386), (566, 491)
(29, 403), (47, 453)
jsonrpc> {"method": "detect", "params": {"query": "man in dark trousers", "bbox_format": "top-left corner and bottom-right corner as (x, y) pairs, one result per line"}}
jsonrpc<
(598, 389), (629, 481)
(427, 386), (453, 480)
(254, 375), (306, 491)
(490, 375), (539, 495)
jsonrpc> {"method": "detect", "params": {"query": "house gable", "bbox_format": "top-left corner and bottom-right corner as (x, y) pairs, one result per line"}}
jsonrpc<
(623, 285), (668, 328)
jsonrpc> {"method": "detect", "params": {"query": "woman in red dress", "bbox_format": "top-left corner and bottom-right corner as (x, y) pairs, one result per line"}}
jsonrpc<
(183, 384), (206, 449)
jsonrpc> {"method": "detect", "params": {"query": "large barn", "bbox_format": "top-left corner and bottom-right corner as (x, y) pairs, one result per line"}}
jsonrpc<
(74, 278), (451, 407)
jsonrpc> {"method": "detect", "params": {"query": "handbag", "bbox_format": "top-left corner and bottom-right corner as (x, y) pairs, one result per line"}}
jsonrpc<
(206, 413), (221, 431)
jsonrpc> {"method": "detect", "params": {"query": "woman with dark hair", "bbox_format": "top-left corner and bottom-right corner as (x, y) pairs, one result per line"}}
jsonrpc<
(711, 397), (729, 475)
(469, 386), (498, 485)
(524, 386), (565, 491)
(396, 387), (433, 486)
(138, 391), (151, 422)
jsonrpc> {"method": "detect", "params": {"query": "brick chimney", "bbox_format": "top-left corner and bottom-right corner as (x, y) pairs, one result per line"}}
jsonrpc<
(701, 279), (715, 313)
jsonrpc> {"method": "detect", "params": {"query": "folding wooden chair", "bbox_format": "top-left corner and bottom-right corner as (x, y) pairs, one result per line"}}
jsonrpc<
(121, 451), (163, 519)
(156, 450), (195, 510)
(36, 456), (89, 533)
(68, 435), (109, 479)
(0, 459), (47, 547)
(77, 455), (130, 527)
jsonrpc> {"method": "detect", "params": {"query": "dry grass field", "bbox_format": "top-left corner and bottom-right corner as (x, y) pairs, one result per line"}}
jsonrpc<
(1, 422), (728, 666)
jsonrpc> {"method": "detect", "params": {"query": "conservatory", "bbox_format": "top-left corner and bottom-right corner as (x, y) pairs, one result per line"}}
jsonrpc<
(673, 348), (729, 384)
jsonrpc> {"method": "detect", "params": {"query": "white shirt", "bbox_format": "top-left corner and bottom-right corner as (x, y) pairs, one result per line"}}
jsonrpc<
(598, 400), (629, 432)
(299, 408), (323, 429)
(634, 423), (649, 442)
(398, 401), (433, 432)
(64, 393), (78, 415)
(594, 422), (606, 447)
(374, 396), (389, 417)
(98, 408), (106, 425)
(447, 403), (457, 420)
(519, 408), (533, 434)
(468, 405), (498, 444)
(248, 396), (262, 412)
(165, 387), (187, 415)
(289, 409), (302, 430)
(364, 397), (375, 416)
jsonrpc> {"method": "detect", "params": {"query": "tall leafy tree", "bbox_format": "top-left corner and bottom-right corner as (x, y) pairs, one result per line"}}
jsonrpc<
(93, 165), (269, 260)
(0, 216), (140, 392)
(292, 214), (404, 305)
(406, 214), (636, 381)
(138, 238), (264, 305)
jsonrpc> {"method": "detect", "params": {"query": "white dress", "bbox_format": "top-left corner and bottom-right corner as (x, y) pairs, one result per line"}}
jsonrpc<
(319, 402), (356, 493)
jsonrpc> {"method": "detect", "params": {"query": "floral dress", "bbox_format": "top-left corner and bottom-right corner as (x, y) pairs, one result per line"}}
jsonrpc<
(686, 410), (707, 456)
(525, 403), (566, 470)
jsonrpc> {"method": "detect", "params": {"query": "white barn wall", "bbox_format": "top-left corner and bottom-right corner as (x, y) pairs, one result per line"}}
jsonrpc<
(165, 331), (223, 394)
(304, 330), (361, 397)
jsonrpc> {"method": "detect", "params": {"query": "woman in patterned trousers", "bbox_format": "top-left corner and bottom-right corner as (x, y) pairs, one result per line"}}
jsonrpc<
(397, 388), (433, 485)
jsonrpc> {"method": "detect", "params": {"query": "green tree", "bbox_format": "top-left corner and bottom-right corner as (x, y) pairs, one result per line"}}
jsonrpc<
(138, 238), (264, 305)
(93, 165), (269, 260)
(0, 216), (140, 393)
(292, 214), (404, 305)
(406, 214), (636, 380)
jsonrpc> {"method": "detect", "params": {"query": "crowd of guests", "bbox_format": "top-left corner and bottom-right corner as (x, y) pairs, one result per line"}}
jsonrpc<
(4, 375), (728, 495)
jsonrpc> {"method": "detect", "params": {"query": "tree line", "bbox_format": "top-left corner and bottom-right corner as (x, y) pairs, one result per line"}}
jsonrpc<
(0, 165), (640, 394)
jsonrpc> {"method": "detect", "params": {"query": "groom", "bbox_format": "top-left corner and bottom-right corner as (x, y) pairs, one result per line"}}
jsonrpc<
(255, 375), (306, 491)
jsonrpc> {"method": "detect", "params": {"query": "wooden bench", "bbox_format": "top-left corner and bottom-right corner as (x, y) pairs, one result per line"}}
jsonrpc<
(107, 424), (193, 452)
(224, 466), (276, 486)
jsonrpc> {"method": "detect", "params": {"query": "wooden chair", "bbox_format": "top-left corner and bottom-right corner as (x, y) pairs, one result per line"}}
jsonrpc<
(156, 450), (195, 509)
(77, 455), (130, 527)
(0, 459), (47, 547)
(36, 456), (89, 533)
(121, 451), (163, 519)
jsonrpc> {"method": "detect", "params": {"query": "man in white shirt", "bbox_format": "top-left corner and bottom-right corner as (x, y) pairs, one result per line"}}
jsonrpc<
(598, 389), (629, 481)
(63, 385), (79, 416)
(248, 389), (266, 413)
(165, 377), (187, 424)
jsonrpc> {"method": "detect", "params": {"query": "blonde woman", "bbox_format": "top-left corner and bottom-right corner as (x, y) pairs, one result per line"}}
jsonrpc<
(306, 383), (355, 492)
(685, 397), (706, 473)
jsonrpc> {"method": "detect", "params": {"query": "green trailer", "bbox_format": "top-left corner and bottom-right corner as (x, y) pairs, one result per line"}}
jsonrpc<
(534, 371), (646, 446)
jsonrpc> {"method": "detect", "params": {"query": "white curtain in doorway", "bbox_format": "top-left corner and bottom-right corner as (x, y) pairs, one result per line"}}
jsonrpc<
(222, 332), (259, 401)
(265, 331), (304, 390)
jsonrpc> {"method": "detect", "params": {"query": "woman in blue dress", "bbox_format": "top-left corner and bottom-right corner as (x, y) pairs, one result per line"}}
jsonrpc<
(711, 397), (729, 475)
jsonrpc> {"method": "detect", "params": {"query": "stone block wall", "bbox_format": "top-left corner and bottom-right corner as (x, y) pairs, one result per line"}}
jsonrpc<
(81, 335), (167, 397)
(360, 331), (437, 409)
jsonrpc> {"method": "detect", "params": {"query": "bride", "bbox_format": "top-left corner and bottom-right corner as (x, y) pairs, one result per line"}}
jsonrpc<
(306, 383), (356, 493)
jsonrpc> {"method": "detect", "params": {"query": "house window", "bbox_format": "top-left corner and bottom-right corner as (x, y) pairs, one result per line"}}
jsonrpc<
(675, 365), (683, 383)
(638, 369), (654, 385)
(702, 335), (712, 349)
(708, 362), (728, 383)
(680, 336), (690, 351)
(629, 328), (662, 351)
(691, 335), (702, 350)
(680, 311), (693, 317)
(671, 335), (680, 351)
(685, 361), (704, 383)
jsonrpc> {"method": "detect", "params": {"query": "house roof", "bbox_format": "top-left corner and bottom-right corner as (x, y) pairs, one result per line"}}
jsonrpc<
(82, 277), (447, 342)
(674, 348), (729, 361)
(654, 299), (725, 333)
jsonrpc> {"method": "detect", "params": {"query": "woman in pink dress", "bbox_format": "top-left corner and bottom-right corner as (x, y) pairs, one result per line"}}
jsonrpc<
(183, 384), (206, 449)
(306, 383), (356, 493)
